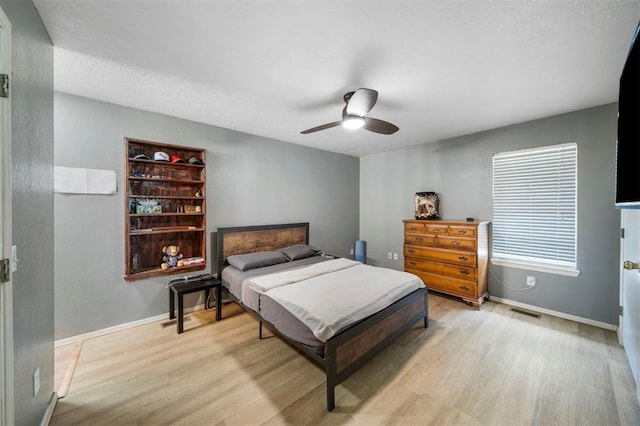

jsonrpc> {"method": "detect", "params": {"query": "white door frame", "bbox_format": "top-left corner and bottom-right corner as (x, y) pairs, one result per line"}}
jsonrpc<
(0, 5), (12, 426)
(619, 209), (640, 405)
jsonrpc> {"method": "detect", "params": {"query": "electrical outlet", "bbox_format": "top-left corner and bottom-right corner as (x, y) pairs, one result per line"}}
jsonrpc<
(393, 253), (398, 260)
(387, 252), (392, 260)
(33, 367), (40, 397)
(526, 276), (536, 287)
(350, 248), (354, 255)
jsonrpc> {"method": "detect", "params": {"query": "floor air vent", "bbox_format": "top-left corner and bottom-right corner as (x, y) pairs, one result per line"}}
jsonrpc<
(510, 308), (541, 319)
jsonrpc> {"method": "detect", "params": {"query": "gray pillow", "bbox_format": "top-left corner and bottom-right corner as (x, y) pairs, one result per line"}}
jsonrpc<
(226, 251), (288, 271)
(278, 244), (321, 261)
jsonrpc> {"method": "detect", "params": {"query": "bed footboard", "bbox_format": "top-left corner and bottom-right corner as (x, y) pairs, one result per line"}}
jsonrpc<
(324, 287), (428, 411)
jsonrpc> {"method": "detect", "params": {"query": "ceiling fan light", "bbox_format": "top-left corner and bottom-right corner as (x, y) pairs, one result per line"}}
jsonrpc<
(342, 116), (365, 130)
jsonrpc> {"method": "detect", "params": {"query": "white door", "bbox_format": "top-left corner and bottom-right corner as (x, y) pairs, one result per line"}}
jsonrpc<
(0, 6), (11, 425)
(621, 209), (640, 403)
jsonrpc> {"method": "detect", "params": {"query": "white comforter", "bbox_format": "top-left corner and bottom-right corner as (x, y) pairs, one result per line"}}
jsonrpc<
(244, 259), (424, 342)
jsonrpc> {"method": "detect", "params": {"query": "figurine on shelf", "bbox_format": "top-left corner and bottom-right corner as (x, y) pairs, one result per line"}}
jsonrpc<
(161, 245), (184, 270)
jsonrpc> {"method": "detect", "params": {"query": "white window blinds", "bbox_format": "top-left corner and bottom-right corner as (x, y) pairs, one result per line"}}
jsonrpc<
(492, 143), (577, 269)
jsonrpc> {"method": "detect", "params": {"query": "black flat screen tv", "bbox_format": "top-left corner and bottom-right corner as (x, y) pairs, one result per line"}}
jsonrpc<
(616, 21), (640, 208)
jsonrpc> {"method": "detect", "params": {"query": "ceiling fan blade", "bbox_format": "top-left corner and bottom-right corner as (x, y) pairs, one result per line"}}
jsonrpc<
(363, 117), (399, 135)
(300, 121), (342, 134)
(346, 88), (378, 116)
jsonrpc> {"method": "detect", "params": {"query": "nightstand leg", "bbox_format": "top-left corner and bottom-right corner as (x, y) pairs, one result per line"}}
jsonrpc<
(169, 288), (175, 320)
(216, 285), (222, 321)
(177, 292), (184, 334)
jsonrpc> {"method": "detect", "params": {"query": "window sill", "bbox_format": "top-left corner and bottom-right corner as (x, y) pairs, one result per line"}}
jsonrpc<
(490, 258), (581, 277)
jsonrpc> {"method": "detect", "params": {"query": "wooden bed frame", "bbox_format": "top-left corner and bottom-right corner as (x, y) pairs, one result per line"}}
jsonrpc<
(216, 222), (428, 411)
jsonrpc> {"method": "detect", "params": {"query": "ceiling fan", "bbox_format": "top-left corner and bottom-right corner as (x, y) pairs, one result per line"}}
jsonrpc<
(301, 88), (399, 135)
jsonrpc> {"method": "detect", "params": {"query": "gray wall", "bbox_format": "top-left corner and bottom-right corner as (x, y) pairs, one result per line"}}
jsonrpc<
(0, 0), (55, 424)
(54, 92), (359, 340)
(361, 104), (620, 325)
(56, 95), (621, 337)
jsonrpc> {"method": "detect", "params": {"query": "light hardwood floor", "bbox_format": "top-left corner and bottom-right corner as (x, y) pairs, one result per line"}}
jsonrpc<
(50, 294), (640, 425)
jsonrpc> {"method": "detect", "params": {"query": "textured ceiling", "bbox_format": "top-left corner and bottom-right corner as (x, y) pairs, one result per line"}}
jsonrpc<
(34, 1), (640, 157)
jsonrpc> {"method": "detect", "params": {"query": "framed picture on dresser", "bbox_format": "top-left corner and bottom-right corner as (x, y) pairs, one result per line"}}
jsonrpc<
(415, 192), (440, 220)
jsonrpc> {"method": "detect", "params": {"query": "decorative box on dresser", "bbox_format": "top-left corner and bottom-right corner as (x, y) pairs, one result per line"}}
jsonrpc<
(403, 219), (489, 309)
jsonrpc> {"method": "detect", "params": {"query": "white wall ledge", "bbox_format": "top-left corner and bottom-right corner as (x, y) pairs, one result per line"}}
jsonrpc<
(491, 258), (581, 277)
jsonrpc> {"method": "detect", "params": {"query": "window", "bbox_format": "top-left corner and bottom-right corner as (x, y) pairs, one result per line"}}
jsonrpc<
(492, 143), (579, 276)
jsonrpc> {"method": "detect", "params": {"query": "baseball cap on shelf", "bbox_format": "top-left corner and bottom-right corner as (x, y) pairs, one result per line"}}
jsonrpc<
(170, 155), (187, 163)
(129, 153), (151, 160)
(153, 151), (170, 162)
(187, 156), (204, 165)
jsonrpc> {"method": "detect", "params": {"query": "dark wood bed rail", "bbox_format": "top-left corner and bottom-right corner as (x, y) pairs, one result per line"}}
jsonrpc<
(324, 288), (427, 411)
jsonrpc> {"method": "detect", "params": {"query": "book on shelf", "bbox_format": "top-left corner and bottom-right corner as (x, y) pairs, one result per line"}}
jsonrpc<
(181, 257), (205, 266)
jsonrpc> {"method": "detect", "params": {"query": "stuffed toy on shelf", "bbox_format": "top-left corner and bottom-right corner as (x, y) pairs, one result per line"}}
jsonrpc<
(161, 245), (184, 270)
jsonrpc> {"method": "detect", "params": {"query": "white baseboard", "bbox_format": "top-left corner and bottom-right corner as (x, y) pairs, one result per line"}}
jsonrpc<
(56, 297), (617, 346)
(41, 392), (57, 426)
(490, 296), (618, 331)
(55, 303), (207, 347)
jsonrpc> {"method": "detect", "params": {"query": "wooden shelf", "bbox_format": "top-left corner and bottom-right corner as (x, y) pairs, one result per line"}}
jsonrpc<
(126, 264), (208, 281)
(130, 227), (205, 235)
(129, 177), (204, 184)
(130, 195), (204, 200)
(130, 213), (205, 218)
(129, 157), (204, 167)
(124, 137), (207, 282)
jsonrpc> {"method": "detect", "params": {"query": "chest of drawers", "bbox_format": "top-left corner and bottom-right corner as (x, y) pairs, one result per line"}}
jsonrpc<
(403, 219), (489, 308)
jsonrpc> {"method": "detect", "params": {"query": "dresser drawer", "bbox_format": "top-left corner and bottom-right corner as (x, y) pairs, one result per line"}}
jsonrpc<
(405, 257), (477, 280)
(425, 224), (448, 235)
(405, 234), (436, 246)
(404, 245), (477, 267)
(404, 222), (425, 234)
(437, 235), (477, 251)
(407, 270), (478, 298)
(448, 225), (477, 237)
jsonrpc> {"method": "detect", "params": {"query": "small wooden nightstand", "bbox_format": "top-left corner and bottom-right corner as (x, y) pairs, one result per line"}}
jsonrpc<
(168, 275), (222, 334)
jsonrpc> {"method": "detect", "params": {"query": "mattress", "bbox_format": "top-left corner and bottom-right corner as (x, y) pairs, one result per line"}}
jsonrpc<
(221, 255), (425, 350)
(248, 259), (424, 342)
(221, 255), (329, 348)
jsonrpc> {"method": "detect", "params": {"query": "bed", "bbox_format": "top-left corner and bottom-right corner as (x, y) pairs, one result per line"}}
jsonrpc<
(215, 222), (428, 411)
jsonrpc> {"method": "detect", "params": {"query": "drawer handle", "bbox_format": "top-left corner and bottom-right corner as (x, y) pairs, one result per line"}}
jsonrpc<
(409, 261), (416, 266)
(434, 229), (441, 233)
(451, 241), (460, 246)
(458, 230), (467, 235)
(408, 249), (415, 254)
(411, 227), (418, 231)
(459, 285), (470, 292)
(458, 256), (468, 261)
(416, 237), (423, 242)
(459, 270), (469, 276)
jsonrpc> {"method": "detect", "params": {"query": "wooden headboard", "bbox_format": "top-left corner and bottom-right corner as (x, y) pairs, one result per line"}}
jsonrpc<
(216, 223), (309, 275)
